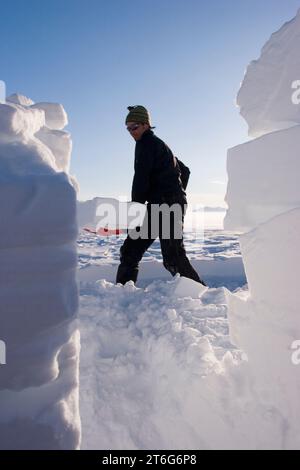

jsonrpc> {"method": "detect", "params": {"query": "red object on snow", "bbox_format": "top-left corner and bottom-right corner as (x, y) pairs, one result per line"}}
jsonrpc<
(83, 227), (124, 236)
(97, 227), (123, 236)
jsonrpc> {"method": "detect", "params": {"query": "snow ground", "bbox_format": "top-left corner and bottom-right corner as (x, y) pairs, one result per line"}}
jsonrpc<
(78, 228), (248, 449)
(78, 229), (245, 291)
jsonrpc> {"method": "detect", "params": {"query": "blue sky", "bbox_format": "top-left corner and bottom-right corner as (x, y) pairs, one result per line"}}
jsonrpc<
(1, 0), (300, 205)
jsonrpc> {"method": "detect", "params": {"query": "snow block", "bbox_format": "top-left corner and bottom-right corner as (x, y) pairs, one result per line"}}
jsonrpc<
(173, 275), (208, 298)
(224, 125), (300, 231)
(239, 207), (300, 316)
(0, 103), (45, 141)
(35, 127), (72, 172)
(31, 102), (68, 130)
(7, 93), (35, 107)
(237, 8), (300, 137)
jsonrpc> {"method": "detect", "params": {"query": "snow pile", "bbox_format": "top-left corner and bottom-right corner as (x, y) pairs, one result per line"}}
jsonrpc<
(0, 95), (80, 449)
(224, 9), (300, 449)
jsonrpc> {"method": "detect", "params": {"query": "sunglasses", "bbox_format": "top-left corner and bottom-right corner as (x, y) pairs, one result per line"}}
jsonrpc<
(126, 124), (142, 132)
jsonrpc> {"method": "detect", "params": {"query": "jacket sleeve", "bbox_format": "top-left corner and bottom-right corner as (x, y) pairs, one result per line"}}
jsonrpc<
(131, 144), (154, 204)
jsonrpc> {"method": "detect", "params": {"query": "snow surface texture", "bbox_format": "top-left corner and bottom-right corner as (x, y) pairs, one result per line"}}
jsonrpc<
(0, 95), (80, 449)
(237, 8), (300, 138)
(225, 9), (300, 449)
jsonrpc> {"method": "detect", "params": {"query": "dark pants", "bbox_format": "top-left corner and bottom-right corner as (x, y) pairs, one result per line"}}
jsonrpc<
(116, 200), (206, 286)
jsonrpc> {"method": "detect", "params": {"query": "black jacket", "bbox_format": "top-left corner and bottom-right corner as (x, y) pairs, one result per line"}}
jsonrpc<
(131, 129), (186, 204)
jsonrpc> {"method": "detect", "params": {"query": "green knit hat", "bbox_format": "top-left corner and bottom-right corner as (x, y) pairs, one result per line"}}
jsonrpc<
(125, 105), (152, 126)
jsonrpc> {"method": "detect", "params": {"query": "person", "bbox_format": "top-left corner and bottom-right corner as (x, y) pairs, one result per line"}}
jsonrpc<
(116, 105), (206, 286)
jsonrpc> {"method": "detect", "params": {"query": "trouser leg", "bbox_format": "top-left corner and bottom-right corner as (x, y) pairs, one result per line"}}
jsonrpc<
(160, 237), (206, 285)
(159, 202), (206, 286)
(116, 200), (206, 286)
(116, 231), (154, 285)
(116, 236), (153, 285)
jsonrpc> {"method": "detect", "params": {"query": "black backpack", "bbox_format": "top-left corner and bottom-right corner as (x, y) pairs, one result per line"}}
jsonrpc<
(175, 157), (190, 190)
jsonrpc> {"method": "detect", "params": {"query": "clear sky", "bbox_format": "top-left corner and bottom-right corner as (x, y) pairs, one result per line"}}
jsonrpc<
(1, 0), (300, 206)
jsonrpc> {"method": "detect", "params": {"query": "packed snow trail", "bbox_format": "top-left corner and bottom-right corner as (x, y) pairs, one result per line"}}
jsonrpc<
(79, 276), (242, 450)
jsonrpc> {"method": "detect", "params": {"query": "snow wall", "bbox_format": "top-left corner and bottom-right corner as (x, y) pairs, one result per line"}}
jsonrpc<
(0, 94), (80, 449)
(224, 8), (300, 449)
